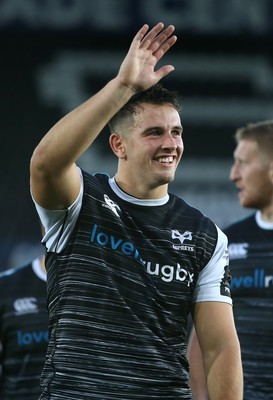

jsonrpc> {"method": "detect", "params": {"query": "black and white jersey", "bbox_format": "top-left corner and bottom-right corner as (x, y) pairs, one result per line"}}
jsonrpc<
(225, 212), (273, 399)
(36, 171), (231, 400)
(0, 258), (48, 400)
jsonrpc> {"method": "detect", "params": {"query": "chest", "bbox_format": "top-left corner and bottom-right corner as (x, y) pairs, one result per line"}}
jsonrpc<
(229, 240), (273, 297)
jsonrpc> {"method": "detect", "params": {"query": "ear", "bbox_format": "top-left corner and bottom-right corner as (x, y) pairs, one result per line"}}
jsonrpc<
(109, 133), (127, 159)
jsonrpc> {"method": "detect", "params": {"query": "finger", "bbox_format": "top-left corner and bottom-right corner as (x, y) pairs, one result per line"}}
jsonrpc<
(139, 22), (167, 48)
(132, 24), (150, 45)
(154, 64), (175, 81)
(147, 25), (176, 53)
(153, 35), (177, 60)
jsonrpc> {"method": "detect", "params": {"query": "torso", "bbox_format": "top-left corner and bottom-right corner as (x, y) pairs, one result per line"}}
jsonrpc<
(225, 213), (273, 399)
(39, 171), (228, 399)
(0, 259), (48, 400)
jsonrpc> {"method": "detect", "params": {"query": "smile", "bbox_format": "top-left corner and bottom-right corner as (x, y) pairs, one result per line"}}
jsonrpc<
(158, 156), (174, 164)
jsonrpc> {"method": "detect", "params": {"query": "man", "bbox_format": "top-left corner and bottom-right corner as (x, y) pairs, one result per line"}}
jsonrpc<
(0, 255), (48, 399)
(30, 23), (243, 399)
(188, 120), (273, 399)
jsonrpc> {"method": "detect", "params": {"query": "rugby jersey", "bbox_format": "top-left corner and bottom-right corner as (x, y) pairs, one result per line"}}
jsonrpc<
(225, 212), (273, 399)
(0, 258), (48, 399)
(36, 171), (231, 399)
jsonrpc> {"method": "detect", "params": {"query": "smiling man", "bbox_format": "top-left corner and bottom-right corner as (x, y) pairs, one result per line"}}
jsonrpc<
(30, 23), (243, 399)
(108, 87), (183, 198)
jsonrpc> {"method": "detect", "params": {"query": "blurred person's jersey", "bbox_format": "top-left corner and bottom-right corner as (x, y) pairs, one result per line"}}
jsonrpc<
(0, 257), (48, 400)
(226, 211), (273, 399)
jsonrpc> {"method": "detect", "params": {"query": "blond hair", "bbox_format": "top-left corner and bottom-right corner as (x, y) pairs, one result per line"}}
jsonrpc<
(235, 120), (273, 162)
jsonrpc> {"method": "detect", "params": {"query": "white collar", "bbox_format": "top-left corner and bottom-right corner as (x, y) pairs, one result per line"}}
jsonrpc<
(109, 177), (169, 206)
(255, 210), (273, 230)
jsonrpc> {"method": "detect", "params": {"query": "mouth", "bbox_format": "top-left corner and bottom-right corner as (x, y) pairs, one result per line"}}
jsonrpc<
(237, 188), (245, 200)
(157, 156), (175, 164)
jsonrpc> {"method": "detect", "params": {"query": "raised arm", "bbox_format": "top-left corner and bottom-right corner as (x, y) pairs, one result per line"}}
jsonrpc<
(189, 301), (243, 400)
(30, 23), (177, 210)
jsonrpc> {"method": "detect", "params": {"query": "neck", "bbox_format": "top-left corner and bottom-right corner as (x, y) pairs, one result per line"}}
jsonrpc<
(115, 177), (168, 199)
(257, 200), (273, 222)
(260, 211), (273, 223)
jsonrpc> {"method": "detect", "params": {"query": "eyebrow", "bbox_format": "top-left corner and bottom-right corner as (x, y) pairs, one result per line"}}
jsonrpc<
(143, 125), (183, 133)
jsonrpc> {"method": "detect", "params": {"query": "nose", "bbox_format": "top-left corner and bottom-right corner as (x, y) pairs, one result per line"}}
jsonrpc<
(230, 162), (239, 182)
(162, 132), (179, 151)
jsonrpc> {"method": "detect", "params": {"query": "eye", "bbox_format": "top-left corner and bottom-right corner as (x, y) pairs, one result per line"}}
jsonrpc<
(150, 130), (161, 136)
(172, 129), (182, 137)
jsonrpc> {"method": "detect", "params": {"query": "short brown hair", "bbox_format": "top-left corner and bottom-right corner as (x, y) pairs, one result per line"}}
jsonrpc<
(235, 120), (273, 161)
(108, 83), (181, 133)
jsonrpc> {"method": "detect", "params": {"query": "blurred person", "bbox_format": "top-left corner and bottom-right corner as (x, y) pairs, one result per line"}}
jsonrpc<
(30, 23), (242, 399)
(188, 120), (273, 399)
(0, 254), (48, 399)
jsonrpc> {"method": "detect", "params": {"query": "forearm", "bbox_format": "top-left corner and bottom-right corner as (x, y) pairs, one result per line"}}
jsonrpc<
(30, 23), (177, 208)
(187, 327), (209, 400)
(32, 77), (134, 173)
(205, 341), (243, 400)
(31, 23), (177, 174)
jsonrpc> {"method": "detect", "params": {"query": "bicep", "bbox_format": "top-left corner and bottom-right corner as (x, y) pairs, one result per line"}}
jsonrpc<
(30, 162), (81, 210)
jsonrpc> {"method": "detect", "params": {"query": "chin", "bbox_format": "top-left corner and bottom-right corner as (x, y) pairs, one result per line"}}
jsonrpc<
(164, 171), (176, 181)
(158, 176), (174, 185)
(240, 199), (254, 209)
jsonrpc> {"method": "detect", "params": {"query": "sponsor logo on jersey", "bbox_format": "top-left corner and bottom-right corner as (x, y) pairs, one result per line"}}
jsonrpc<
(17, 329), (48, 346)
(90, 224), (194, 285)
(171, 229), (194, 251)
(228, 242), (248, 259)
(230, 268), (273, 289)
(143, 260), (194, 285)
(220, 265), (232, 297)
(102, 194), (121, 217)
(90, 223), (143, 262)
(14, 297), (39, 315)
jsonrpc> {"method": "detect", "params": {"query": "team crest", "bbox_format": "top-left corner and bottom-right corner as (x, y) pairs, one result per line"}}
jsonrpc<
(171, 229), (194, 251)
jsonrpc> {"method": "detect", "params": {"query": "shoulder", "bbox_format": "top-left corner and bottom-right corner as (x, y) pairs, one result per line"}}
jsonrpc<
(81, 170), (111, 195)
(224, 213), (256, 231)
(169, 193), (218, 238)
(169, 193), (201, 212)
(0, 261), (32, 280)
(169, 193), (213, 221)
(224, 213), (256, 239)
(82, 170), (109, 185)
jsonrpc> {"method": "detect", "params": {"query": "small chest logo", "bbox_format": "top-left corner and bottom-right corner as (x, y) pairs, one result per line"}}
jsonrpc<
(228, 243), (248, 259)
(102, 194), (121, 217)
(171, 229), (194, 251)
(14, 297), (38, 315)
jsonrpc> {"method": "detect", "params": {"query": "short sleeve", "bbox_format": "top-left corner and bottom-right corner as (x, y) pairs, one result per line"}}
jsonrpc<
(33, 170), (84, 253)
(193, 226), (232, 305)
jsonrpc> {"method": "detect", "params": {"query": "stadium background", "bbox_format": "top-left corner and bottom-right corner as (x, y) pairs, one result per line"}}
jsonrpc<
(0, 0), (272, 267)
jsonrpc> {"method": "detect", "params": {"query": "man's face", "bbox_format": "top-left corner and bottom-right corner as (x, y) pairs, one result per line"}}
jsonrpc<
(230, 139), (273, 209)
(119, 103), (183, 197)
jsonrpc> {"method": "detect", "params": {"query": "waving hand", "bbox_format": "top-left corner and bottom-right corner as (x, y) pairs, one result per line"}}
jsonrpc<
(117, 23), (177, 93)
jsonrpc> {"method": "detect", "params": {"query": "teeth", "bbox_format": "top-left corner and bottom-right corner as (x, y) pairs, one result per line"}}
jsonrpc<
(158, 157), (173, 163)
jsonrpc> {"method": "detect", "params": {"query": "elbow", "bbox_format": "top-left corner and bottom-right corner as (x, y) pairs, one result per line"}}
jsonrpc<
(30, 145), (51, 181)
